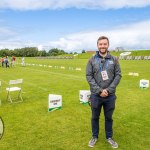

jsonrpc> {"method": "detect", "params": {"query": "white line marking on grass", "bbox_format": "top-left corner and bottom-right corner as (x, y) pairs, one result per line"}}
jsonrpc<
(22, 67), (85, 81)
(25, 82), (49, 92)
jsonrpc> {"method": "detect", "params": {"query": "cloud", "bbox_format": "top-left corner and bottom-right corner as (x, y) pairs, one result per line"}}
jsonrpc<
(0, 39), (43, 50)
(48, 20), (150, 51)
(0, 0), (150, 10)
(108, 20), (150, 50)
(1, 20), (150, 51)
(0, 27), (18, 40)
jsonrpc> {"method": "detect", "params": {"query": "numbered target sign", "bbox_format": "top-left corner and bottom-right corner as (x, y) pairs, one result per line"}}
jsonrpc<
(140, 79), (149, 88)
(79, 90), (91, 104)
(48, 94), (62, 112)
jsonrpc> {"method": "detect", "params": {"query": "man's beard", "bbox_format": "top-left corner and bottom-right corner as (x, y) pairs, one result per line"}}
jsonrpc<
(99, 48), (107, 55)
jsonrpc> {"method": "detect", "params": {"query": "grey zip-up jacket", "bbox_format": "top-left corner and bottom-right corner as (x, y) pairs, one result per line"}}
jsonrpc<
(86, 51), (122, 95)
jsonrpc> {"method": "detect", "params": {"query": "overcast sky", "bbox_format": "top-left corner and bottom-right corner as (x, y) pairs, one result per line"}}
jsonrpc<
(0, 0), (150, 52)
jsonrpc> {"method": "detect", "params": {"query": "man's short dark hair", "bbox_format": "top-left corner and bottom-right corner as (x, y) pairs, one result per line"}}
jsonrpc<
(97, 36), (109, 45)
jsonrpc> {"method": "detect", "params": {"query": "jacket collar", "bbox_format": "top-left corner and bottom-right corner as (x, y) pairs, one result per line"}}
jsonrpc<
(95, 51), (111, 59)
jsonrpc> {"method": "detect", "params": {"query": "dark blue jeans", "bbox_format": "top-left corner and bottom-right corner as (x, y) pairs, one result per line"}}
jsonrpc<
(90, 94), (116, 139)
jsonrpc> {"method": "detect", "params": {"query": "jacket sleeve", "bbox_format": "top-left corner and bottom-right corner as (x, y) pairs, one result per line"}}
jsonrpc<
(86, 58), (103, 94)
(107, 58), (122, 94)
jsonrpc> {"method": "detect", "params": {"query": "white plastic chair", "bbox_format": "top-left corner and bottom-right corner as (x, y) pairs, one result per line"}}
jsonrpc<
(6, 79), (23, 103)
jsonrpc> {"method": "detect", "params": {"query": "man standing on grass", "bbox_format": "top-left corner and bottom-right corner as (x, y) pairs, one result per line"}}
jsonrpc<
(86, 36), (122, 148)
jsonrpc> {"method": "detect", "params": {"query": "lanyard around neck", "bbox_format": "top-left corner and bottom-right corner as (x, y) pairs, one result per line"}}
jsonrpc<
(100, 59), (109, 72)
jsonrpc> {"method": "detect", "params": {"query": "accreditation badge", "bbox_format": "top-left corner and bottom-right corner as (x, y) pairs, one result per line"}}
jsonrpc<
(101, 70), (109, 81)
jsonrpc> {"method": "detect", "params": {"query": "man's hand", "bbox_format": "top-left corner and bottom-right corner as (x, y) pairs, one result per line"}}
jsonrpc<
(100, 89), (108, 97)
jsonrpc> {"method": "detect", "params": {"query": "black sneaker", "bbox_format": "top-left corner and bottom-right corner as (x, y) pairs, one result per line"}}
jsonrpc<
(88, 137), (98, 148)
(107, 138), (118, 148)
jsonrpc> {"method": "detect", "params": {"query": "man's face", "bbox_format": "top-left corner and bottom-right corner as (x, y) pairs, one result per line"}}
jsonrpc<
(97, 39), (109, 54)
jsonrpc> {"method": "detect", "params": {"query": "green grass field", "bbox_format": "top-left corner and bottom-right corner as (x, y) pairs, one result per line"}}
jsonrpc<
(0, 58), (150, 150)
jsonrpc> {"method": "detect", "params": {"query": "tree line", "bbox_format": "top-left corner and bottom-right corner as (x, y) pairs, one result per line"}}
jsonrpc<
(0, 47), (68, 57)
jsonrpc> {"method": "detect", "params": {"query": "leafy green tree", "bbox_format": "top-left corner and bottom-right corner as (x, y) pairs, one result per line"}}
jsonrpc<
(0, 49), (9, 56)
(48, 48), (67, 56)
(0, 47), (67, 57)
(82, 50), (86, 53)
